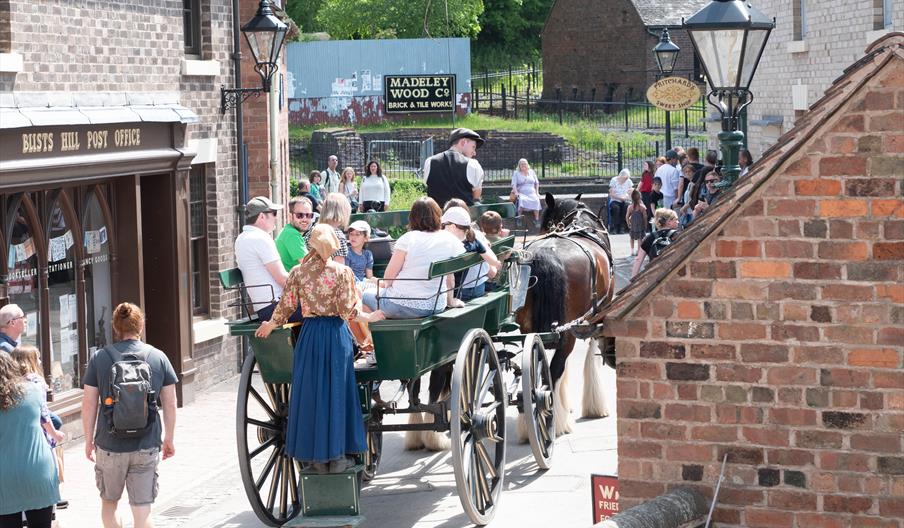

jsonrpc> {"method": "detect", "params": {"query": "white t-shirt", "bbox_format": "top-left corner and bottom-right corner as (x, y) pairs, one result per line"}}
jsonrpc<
(655, 163), (681, 205)
(234, 225), (283, 310)
(383, 230), (465, 310)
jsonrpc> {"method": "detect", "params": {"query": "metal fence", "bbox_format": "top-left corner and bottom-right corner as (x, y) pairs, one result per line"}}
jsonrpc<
(472, 90), (708, 135)
(469, 63), (543, 96)
(366, 139), (434, 179)
(481, 136), (711, 182)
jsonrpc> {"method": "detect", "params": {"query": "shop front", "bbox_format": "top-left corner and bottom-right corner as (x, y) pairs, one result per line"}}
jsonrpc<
(0, 108), (198, 420)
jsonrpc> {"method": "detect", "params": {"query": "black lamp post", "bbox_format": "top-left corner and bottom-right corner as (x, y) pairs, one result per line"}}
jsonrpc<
(221, 1), (289, 114)
(683, 0), (774, 186)
(652, 28), (680, 150)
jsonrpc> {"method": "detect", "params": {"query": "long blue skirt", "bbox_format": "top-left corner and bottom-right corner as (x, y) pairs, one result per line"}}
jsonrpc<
(285, 316), (366, 463)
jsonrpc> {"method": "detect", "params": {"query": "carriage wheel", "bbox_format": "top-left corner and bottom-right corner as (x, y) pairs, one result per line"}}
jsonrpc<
(236, 354), (301, 526)
(521, 334), (556, 470)
(451, 329), (507, 526)
(362, 424), (383, 482)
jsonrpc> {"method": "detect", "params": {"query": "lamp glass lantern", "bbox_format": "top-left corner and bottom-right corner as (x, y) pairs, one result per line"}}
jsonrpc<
(653, 28), (681, 77)
(683, 0), (774, 185)
(242, 0), (288, 92)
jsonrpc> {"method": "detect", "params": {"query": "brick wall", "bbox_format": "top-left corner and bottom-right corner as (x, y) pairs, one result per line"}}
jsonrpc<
(541, 0), (699, 102)
(606, 55), (903, 526)
(744, 1), (904, 158)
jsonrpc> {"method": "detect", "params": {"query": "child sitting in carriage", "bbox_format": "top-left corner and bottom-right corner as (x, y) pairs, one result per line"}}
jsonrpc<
(441, 206), (501, 302)
(346, 220), (374, 286)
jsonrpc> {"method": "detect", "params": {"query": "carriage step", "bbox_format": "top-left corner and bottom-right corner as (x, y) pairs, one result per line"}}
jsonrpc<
(283, 515), (365, 527)
(297, 465), (364, 518)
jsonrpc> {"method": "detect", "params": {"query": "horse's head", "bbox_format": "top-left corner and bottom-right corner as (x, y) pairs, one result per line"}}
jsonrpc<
(541, 192), (584, 232)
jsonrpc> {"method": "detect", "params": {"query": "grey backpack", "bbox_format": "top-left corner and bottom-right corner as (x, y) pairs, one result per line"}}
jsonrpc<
(104, 345), (157, 438)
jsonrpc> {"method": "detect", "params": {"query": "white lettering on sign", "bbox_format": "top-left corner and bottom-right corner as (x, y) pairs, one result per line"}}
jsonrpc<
(22, 132), (54, 154)
(114, 128), (141, 147)
(87, 130), (108, 150)
(60, 131), (80, 152)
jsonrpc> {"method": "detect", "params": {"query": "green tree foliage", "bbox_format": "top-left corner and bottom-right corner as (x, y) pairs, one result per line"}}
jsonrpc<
(313, 0), (484, 40)
(472, 0), (552, 69)
(286, 0), (326, 33)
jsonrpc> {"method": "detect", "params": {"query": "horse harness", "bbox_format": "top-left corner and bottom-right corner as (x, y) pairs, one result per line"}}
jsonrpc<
(525, 205), (614, 320)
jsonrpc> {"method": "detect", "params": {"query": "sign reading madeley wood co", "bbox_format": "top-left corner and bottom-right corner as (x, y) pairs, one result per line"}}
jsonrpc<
(646, 77), (702, 111)
(384, 75), (456, 113)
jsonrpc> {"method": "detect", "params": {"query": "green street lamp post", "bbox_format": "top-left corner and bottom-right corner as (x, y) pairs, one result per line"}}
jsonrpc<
(652, 28), (681, 151)
(683, 0), (774, 186)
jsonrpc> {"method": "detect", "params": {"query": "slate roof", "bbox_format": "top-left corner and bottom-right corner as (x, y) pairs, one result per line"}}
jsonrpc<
(630, 0), (712, 27)
(600, 32), (904, 322)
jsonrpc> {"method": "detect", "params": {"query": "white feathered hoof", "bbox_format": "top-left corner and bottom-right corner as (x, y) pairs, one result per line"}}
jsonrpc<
(554, 379), (575, 436)
(422, 429), (452, 451)
(581, 339), (609, 419)
(516, 413), (530, 443)
(404, 412), (425, 450)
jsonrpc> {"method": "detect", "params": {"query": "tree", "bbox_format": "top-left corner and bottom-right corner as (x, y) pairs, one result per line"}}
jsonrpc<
(286, 0), (326, 33)
(472, 0), (552, 68)
(314, 0), (484, 40)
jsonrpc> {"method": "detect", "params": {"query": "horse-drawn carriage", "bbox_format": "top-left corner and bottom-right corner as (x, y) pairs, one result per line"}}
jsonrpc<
(221, 202), (580, 527)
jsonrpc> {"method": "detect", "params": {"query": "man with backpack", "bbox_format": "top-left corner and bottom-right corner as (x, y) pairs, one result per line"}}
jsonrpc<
(631, 208), (679, 278)
(81, 302), (177, 528)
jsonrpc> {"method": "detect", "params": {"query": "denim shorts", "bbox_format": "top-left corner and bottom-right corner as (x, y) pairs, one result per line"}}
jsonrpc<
(458, 282), (486, 302)
(95, 447), (160, 505)
(361, 291), (438, 319)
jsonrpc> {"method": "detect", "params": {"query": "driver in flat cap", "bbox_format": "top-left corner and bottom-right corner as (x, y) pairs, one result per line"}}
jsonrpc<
(423, 128), (485, 207)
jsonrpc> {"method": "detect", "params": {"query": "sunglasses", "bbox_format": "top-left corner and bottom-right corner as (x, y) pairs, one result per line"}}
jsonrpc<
(705, 179), (719, 184)
(292, 212), (315, 219)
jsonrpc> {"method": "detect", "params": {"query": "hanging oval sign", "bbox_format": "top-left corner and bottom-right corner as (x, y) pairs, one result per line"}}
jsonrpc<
(646, 77), (701, 111)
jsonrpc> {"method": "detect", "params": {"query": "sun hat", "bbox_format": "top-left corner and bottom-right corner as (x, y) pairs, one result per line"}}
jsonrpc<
(441, 207), (471, 226)
(347, 220), (371, 237)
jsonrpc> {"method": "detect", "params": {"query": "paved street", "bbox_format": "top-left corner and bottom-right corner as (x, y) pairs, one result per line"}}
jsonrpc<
(58, 234), (634, 528)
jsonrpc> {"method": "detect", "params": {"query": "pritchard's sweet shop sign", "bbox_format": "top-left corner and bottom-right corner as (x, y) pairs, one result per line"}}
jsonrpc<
(646, 77), (702, 112)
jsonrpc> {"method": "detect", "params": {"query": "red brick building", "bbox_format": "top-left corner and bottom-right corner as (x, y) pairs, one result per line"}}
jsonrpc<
(601, 34), (903, 526)
(540, 0), (707, 101)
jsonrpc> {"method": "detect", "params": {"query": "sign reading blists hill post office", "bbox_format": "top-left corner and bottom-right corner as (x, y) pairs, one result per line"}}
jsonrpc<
(646, 77), (701, 111)
(384, 75), (456, 114)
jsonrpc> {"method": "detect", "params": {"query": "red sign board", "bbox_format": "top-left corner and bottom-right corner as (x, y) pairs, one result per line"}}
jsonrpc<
(591, 474), (620, 523)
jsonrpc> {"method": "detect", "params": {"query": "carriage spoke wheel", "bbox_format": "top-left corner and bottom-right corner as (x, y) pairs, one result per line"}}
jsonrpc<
(236, 354), (301, 526)
(521, 334), (556, 469)
(362, 421), (383, 482)
(451, 329), (507, 526)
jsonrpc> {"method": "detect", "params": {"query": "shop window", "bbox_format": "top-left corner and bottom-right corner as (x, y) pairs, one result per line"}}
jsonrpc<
(46, 197), (79, 394)
(6, 197), (42, 354)
(82, 190), (113, 355)
(189, 165), (209, 315)
(793, 0), (807, 41)
(183, 0), (202, 57)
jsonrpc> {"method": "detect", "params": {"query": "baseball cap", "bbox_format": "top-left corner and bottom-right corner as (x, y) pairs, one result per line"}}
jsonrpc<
(347, 220), (371, 237)
(441, 207), (472, 226)
(665, 150), (679, 160)
(245, 196), (283, 218)
(449, 128), (484, 147)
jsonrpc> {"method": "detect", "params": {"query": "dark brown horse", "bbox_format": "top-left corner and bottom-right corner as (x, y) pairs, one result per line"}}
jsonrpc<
(515, 193), (615, 435)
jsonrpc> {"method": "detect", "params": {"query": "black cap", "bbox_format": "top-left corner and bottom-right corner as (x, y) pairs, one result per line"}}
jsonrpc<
(449, 128), (484, 147)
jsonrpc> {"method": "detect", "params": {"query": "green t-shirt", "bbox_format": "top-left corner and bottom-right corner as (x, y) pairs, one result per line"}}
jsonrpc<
(275, 224), (307, 271)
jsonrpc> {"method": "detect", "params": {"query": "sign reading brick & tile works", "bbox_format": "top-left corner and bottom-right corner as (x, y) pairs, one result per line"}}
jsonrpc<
(384, 74), (456, 113)
(591, 474), (620, 523)
(646, 77), (701, 111)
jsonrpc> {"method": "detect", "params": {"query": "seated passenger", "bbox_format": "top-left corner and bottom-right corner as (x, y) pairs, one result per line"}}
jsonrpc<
(361, 198), (465, 319)
(346, 220), (374, 285)
(477, 211), (510, 243)
(305, 193), (350, 265)
(441, 207), (500, 302)
(234, 196), (300, 322)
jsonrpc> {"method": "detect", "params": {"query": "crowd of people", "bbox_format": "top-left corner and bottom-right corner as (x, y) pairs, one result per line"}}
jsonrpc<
(0, 301), (176, 528)
(613, 146), (753, 277)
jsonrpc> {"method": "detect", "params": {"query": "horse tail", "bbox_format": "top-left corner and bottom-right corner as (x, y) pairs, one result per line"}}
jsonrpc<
(529, 244), (567, 333)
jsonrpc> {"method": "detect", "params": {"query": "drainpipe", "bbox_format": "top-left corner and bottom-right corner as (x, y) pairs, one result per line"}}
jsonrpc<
(269, 81), (280, 205)
(232, 0), (249, 372)
(232, 0), (247, 210)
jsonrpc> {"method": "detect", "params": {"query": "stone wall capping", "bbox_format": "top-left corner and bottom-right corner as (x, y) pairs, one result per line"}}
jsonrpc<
(0, 53), (24, 73)
(182, 59), (220, 77)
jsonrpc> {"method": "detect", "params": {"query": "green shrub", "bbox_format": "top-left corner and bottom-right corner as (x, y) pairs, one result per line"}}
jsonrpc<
(388, 178), (426, 212)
